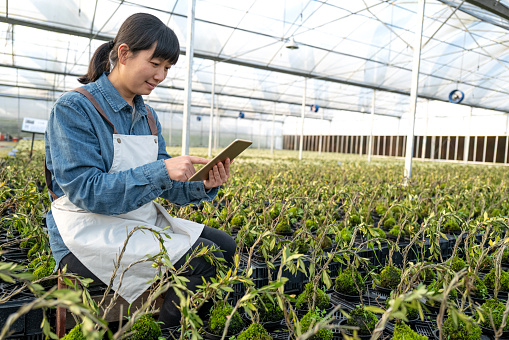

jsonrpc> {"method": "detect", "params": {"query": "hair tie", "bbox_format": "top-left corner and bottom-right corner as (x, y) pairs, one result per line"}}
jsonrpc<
(108, 40), (115, 49)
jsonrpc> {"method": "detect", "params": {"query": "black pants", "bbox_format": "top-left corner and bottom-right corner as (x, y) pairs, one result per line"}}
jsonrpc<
(59, 225), (237, 327)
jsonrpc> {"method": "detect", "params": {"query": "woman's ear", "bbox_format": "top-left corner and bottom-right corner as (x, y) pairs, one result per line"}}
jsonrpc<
(117, 43), (131, 65)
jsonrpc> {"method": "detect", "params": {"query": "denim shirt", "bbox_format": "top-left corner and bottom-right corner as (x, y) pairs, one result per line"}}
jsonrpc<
(45, 72), (218, 271)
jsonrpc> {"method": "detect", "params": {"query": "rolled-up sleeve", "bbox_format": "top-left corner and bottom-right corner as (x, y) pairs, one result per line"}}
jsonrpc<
(150, 107), (219, 206)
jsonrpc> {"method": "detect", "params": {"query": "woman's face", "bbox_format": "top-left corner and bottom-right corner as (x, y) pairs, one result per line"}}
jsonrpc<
(120, 43), (173, 97)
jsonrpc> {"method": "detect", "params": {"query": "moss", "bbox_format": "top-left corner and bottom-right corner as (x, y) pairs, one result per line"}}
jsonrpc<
(295, 282), (330, 311)
(349, 214), (361, 226)
(209, 301), (245, 336)
(231, 214), (245, 227)
(340, 228), (352, 243)
(427, 280), (458, 307)
(315, 234), (332, 249)
(375, 204), (387, 216)
(125, 314), (162, 340)
(442, 314), (481, 340)
(380, 265), (402, 290)
(419, 267), (435, 282)
(383, 217), (396, 229)
(259, 294), (284, 323)
(269, 203), (282, 220)
(291, 239), (310, 254)
(392, 322), (428, 340)
(345, 307), (377, 335)
(204, 218), (220, 229)
(483, 268), (509, 291)
(480, 299), (509, 330)
(27, 243), (39, 259)
(443, 219), (460, 233)
(490, 208), (503, 217)
(300, 310), (333, 340)
(304, 219), (318, 231)
(62, 324), (86, 340)
(449, 256), (466, 272)
(334, 268), (365, 296)
(275, 219), (292, 234)
(237, 323), (272, 340)
(462, 273), (488, 299)
(388, 225), (405, 238)
(33, 257), (56, 287)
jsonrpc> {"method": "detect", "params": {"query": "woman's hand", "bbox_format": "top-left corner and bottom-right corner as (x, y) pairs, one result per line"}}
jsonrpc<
(164, 156), (209, 182)
(203, 158), (231, 190)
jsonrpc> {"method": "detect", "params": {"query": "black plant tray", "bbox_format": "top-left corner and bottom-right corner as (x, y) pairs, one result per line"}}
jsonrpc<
(239, 254), (307, 292)
(0, 297), (44, 338)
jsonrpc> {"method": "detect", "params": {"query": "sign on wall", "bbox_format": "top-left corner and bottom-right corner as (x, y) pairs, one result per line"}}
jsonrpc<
(21, 117), (48, 134)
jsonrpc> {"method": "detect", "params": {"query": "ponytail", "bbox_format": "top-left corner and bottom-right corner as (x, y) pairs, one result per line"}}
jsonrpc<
(78, 13), (180, 85)
(78, 41), (114, 84)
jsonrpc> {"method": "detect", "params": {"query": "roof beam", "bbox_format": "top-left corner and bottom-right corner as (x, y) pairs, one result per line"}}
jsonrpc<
(1, 15), (508, 115)
(463, 0), (509, 22)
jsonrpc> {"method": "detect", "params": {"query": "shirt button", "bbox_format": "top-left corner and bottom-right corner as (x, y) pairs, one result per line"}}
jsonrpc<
(117, 138), (121, 143)
(154, 139), (157, 143)
(196, 188), (200, 191)
(161, 186), (166, 190)
(137, 202), (142, 207)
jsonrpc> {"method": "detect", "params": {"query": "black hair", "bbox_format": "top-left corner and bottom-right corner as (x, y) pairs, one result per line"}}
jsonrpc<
(78, 13), (180, 84)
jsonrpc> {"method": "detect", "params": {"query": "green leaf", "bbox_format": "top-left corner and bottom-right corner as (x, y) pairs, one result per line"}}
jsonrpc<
(363, 306), (385, 314)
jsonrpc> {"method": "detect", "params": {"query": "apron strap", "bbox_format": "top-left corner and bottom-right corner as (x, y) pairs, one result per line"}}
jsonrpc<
(145, 106), (158, 136)
(72, 87), (119, 135)
(45, 89), (158, 200)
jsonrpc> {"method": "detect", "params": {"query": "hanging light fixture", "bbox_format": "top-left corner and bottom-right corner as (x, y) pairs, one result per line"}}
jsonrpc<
(286, 37), (299, 50)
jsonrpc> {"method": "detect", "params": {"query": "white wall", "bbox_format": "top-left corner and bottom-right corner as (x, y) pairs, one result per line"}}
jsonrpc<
(283, 99), (509, 137)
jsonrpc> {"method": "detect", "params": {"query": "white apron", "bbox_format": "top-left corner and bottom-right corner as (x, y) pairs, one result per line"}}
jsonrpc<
(50, 90), (204, 303)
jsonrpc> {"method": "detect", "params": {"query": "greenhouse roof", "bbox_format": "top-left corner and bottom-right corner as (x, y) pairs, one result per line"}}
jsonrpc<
(1, 0), (509, 121)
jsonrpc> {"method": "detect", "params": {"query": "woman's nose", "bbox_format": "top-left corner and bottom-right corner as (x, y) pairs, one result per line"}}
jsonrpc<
(154, 68), (165, 82)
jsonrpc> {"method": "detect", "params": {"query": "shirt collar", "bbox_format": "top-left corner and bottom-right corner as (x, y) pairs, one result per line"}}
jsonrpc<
(96, 72), (147, 116)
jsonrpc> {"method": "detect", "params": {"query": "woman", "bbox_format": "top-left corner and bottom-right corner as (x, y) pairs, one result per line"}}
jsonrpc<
(44, 13), (236, 327)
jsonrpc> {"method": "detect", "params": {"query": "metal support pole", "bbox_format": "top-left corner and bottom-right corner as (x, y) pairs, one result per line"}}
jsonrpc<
(208, 61), (215, 157)
(437, 136), (442, 159)
(181, 0), (196, 156)
(482, 135), (487, 163)
(169, 106), (173, 147)
(404, 0), (426, 181)
(473, 136), (478, 162)
(464, 107), (472, 162)
(446, 136), (450, 160)
(396, 136), (400, 157)
(422, 99), (429, 159)
(454, 136), (459, 161)
(505, 114), (509, 163)
(494, 136), (499, 163)
(415, 136), (420, 158)
(298, 78), (307, 160)
(359, 136), (363, 156)
(258, 114), (262, 149)
(431, 136), (436, 160)
(383, 135), (387, 156)
(368, 90), (376, 161)
(271, 103), (276, 154)
(318, 109), (324, 154)
(390, 136), (394, 157)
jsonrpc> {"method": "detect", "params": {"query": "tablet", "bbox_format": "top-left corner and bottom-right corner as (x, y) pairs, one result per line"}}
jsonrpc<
(188, 139), (252, 181)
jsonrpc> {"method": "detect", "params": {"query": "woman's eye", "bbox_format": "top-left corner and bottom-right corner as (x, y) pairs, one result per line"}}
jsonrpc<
(151, 62), (159, 66)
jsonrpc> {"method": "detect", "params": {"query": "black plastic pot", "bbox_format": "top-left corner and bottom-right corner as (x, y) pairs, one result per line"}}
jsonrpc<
(203, 327), (244, 340)
(337, 319), (374, 340)
(479, 324), (509, 338)
(333, 288), (365, 302)
(244, 313), (283, 330)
